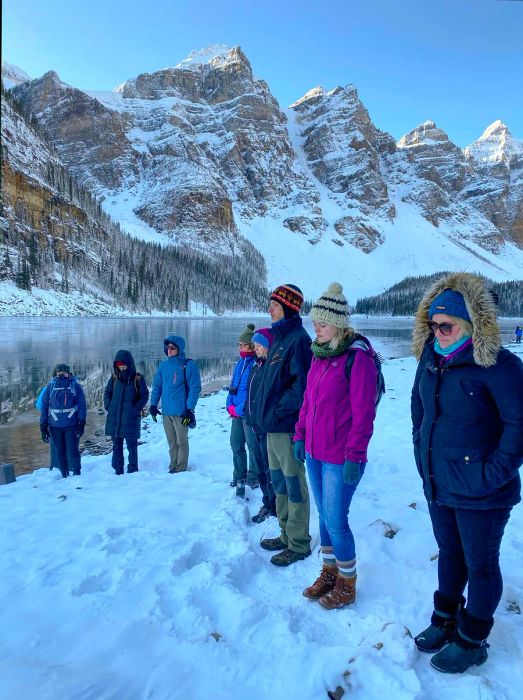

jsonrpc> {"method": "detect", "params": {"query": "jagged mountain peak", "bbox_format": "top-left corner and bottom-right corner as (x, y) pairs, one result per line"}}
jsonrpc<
(119, 44), (254, 102)
(464, 120), (522, 164)
(290, 84), (358, 109)
(1, 60), (31, 88)
(397, 121), (451, 148)
(174, 44), (239, 69)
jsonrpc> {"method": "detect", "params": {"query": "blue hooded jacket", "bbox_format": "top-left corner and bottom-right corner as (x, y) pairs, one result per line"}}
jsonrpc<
(150, 335), (201, 416)
(226, 355), (256, 417)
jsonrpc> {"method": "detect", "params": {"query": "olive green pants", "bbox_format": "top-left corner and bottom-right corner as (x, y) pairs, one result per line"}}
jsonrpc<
(267, 432), (311, 554)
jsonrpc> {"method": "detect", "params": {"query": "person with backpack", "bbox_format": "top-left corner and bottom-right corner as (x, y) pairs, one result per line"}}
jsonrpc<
(411, 273), (523, 674)
(294, 282), (379, 608)
(104, 350), (149, 475)
(39, 363), (87, 478)
(227, 324), (260, 492)
(36, 385), (60, 471)
(150, 335), (201, 473)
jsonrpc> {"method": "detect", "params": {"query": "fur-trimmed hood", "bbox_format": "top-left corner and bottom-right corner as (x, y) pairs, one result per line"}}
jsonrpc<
(412, 272), (500, 367)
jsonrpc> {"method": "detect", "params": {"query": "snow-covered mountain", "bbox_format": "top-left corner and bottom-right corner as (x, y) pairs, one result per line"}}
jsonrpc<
(0, 87), (268, 315)
(1, 60), (31, 88)
(4, 47), (523, 302)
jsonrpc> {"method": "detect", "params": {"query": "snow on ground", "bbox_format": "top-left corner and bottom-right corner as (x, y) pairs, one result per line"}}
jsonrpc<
(1, 349), (522, 700)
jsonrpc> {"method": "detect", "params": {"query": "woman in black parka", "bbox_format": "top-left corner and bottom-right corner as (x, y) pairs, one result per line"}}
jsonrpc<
(104, 349), (149, 474)
(411, 272), (523, 674)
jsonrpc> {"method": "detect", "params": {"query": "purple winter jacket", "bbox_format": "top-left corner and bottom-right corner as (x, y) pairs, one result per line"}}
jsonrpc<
(294, 348), (377, 464)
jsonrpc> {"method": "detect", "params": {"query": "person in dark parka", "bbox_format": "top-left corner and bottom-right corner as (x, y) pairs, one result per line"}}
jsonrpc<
(104, 350), (149, 474)
(254, 284), (313, 566)
(411, 272), (523, 674)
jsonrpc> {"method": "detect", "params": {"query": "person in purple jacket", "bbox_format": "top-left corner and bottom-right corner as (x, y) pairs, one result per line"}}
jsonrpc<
(294, 282), (378, 609)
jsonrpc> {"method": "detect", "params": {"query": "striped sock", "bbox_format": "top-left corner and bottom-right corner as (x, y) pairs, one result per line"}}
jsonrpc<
(321, 546), (337, 568)
(337, 558), (356, 579)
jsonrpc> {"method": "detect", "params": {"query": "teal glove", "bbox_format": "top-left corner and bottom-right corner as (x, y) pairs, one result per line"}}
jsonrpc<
(293, 440), (305, 463)
(343, 460), (364, 485)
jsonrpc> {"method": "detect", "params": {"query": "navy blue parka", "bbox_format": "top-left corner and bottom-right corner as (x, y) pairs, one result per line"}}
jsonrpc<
(411, 273), (523, 510)
(104, 350), (149, 439)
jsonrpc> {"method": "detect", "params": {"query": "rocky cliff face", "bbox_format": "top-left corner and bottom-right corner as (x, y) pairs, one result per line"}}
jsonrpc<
(463, 121), (523, 247)
(5, 47), (522, 301)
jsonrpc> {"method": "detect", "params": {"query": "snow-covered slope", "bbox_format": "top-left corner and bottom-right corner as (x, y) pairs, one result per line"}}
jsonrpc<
(1, 349), (522, 699)
(1, 60), (31, 88)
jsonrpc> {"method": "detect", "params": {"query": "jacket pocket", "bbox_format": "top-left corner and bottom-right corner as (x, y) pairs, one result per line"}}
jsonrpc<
(439, 447), (490, 497)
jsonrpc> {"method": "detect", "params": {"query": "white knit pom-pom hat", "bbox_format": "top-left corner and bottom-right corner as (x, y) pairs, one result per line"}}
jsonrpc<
(310, 282), (350, 328)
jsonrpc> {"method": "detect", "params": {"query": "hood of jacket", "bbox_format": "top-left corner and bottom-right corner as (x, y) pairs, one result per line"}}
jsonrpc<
(164, 335), (186, 358)
(113, 349), (136, 375)
(412, 272), (500, 367)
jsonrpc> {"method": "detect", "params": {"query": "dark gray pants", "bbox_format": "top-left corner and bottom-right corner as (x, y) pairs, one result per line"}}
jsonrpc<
(230, 417), (260, 484)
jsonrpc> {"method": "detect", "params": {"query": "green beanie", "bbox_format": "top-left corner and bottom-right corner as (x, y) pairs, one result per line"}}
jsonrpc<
(238, 323), (255, 344)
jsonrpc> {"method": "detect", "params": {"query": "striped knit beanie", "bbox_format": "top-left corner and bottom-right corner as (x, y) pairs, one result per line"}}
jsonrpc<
(310, 282), (349, 328)
(270, 284), (304, 318)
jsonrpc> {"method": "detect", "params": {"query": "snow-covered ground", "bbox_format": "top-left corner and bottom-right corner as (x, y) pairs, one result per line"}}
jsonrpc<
(1, 349), (522, 700)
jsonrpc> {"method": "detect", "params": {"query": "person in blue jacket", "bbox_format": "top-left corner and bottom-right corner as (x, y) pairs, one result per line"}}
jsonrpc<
(150, 335), (201, 473)
(411, 273), (523, 674)
(40, 363), (87, 478)
(104, 349), (149, 475)
(36, 385), (59, 470)
(227, 323), (259, 490)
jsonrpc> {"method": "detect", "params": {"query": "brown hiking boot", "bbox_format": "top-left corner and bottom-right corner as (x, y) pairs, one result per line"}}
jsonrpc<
(303, 565), (338, 600)
(319, 574), (357, 609)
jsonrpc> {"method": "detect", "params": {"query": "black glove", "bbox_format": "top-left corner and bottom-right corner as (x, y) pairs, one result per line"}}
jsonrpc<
(75, 420), (86, 439)
(150, 405), (161, 422)
(181, 409), (195, 427)
(41, 425), (50, 443)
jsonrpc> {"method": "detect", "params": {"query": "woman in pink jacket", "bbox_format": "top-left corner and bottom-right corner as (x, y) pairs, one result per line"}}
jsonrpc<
(294, 282), (378, 609)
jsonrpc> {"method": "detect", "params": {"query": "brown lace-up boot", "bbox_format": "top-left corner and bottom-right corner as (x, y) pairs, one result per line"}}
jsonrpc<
(303, 565), (338, 599)
(319, 574), (357, 609)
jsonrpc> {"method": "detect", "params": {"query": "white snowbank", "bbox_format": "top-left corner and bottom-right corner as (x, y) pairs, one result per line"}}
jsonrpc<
(1, 349), (522, 700)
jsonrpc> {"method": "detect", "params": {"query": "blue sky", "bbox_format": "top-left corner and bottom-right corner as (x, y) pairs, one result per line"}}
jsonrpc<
(2, 0), (522, 146)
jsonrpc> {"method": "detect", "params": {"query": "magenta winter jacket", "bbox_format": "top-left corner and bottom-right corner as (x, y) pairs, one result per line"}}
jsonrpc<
(294, 349), (377, 464)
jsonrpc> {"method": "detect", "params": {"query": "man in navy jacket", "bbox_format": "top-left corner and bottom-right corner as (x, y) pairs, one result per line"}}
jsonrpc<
(254, 284), (312, 566)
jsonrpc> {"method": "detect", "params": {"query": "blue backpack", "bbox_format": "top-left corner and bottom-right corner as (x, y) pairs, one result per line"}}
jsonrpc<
(47, 377), (79, 424)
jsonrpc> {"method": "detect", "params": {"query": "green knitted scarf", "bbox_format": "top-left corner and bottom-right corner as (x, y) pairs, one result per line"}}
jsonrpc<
(311, 332), (355, 359)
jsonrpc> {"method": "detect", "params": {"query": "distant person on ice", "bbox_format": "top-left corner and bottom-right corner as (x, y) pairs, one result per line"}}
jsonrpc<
(253, 284), (312, 566)
(149, 335), (201, 473)
(226, 323), (260, 492)
(411, 273), (523, 674)
(104, 350), (149, 475)
(39, 363), (87, 478)
(515, 325), (522, 344)
(294, 282), (378, 609)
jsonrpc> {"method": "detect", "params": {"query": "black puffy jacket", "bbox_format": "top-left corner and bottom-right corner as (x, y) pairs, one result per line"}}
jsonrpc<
(254, 316), (312, 434)
(104, 350), (149, 439)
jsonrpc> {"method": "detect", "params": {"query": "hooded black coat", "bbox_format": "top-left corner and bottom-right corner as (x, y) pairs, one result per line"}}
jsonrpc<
(104, 350), (149, 439)
(411, 273), (523, 510)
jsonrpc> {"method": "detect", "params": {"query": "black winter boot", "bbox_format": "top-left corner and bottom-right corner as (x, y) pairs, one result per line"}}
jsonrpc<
(430, 609), (492, 674)
(415, 591), (464, 653)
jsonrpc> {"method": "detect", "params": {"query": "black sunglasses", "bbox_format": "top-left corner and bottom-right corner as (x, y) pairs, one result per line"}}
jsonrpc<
(166, 344), (178, 350)
(428, 321), (457, 336)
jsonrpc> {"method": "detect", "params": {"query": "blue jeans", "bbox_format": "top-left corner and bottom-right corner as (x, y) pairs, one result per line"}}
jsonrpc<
(429, 502), (511, 620)
(112, 437), (138, 474)
(306, 455), (364, 563)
